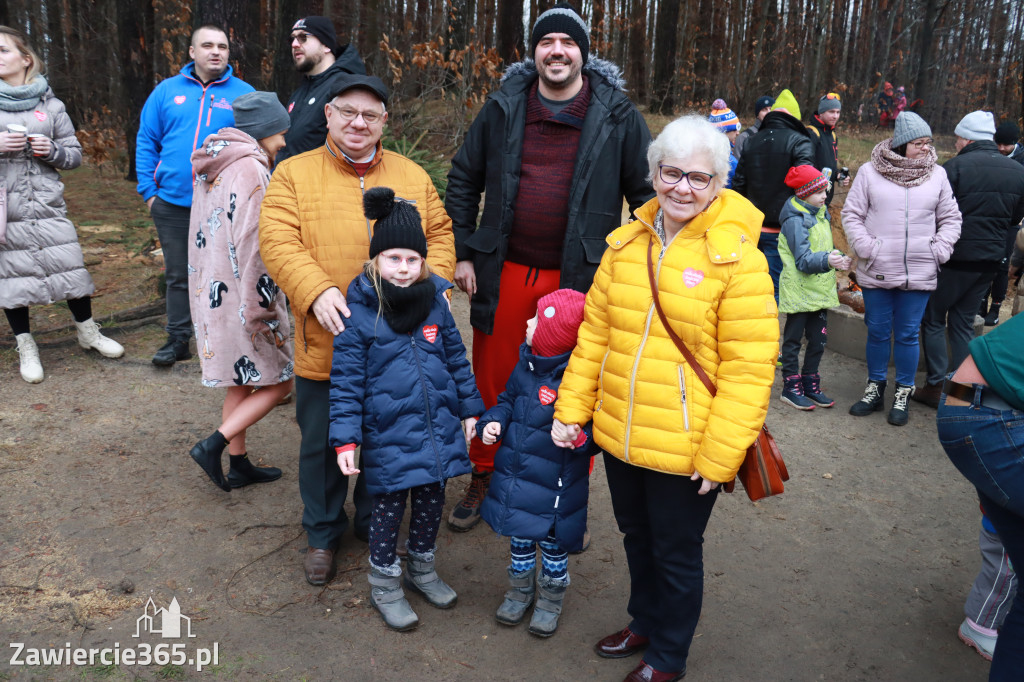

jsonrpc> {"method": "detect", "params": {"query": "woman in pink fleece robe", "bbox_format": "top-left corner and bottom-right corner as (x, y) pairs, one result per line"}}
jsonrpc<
(186, 92), (294, 492)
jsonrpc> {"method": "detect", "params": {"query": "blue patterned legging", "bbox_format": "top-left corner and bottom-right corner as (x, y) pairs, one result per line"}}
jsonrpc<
(369, 483), (445, 568)
(510, 534), (569, 581)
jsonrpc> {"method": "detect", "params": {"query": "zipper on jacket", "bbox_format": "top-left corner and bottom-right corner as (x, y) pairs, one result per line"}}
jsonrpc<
(554, 476), (562, 509)
(623, 236), (664, 462)
(360, 175), (372, 241)
(595, 350), (610, 412)
(410, 334), (445, 480)
(903, 188), (910, 288)
(677, 366), (690, 431)
(206, 93), (214, 127)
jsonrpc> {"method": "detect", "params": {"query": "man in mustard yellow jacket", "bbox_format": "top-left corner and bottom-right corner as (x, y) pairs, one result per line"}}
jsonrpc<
(259, 74), (455, 586)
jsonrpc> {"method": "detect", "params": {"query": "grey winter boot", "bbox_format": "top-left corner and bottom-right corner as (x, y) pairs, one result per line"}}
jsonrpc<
(404, 548), (458, 609)
(496, 566), (536, 626)
(368, 563), (419, 631)
(528, 574), (568, 638)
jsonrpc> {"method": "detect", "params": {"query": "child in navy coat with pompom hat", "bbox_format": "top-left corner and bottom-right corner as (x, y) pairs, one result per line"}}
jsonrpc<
(477, 288), (599, 638)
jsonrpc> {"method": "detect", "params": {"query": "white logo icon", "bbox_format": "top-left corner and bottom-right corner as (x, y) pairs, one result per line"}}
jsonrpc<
(133, 597), (196, 639)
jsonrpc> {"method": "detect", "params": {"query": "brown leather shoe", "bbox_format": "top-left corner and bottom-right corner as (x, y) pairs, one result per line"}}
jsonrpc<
(595, 626), (650, 658)
(910, 381), (942, 408)
(623, 661), (686, 682)
(304, 547), (336, 586)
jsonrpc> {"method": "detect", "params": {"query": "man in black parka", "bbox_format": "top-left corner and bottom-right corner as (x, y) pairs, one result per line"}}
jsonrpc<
(915, 111), (1024, 406)
(444, 2), (652, 532)
(277, 16), (366, 163)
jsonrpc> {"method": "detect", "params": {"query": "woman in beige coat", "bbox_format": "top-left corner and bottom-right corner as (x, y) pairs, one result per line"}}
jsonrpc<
(0, 26), (122, 383)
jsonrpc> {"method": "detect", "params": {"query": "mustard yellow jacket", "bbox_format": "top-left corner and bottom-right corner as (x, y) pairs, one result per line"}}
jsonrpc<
(554, 191), (779, 482)
(259, 138), (456, 381)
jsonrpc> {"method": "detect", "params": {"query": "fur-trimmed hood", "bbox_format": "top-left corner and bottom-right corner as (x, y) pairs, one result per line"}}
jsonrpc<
(501, 57), (627, 92)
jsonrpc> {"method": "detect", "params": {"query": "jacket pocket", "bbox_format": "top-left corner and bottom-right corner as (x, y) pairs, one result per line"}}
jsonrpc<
(677, 365), (690, 431)
(581, 236), (610, 265)
(463, 227), (501, 254)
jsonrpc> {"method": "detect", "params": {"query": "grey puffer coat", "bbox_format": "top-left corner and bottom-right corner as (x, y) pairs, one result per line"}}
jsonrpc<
(0, 87), (91, 309)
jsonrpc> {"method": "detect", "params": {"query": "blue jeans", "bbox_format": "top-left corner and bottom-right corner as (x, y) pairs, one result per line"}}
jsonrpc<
(860, 287), (931, 385)
(937, 393), (1024, 680)
(757, 231), (781, 305)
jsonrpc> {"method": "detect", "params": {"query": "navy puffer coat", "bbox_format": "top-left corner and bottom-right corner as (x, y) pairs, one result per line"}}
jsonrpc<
(478, 344), (599, 552)
(329, 273), (484, 496)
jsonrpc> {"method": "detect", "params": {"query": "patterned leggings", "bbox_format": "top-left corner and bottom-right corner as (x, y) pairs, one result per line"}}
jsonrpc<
(369, 483), (445, 569)
(510, 534), (569, 581)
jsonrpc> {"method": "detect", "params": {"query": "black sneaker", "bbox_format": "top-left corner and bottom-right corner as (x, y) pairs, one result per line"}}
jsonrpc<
(152, 337), (192, 366)
(887, 384), (913, 426)
(447, 470), (490, 532)
(849, 379), (886, 416)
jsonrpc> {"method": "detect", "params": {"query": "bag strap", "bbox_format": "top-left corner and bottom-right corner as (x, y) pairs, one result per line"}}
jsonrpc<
(646, 239), (717, 398)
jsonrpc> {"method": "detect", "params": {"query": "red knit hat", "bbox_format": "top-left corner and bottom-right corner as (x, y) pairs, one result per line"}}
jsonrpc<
(784, 165), (829, 200)
(532, 289), (586, 357)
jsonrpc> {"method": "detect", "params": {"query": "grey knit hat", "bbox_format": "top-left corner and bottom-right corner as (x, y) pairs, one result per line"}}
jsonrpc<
(954, 111), (996, 141)
(531, 2), (590, 65)
(893, 112), (932, 148)
(817, 93), (842, 115)
(232, 92), (290, 141)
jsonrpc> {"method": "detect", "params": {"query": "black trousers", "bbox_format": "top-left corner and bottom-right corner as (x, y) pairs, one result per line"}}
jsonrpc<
(780, 309), (828, 377)
(604, 452), (720, 673)
(295, 376), (371, 549)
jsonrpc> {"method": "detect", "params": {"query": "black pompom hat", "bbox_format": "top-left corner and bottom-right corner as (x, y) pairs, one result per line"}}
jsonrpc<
(364, 186), (428, 258)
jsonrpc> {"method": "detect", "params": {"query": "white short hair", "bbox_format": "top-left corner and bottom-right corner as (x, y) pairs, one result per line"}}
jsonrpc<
(647, 114), (731, 192)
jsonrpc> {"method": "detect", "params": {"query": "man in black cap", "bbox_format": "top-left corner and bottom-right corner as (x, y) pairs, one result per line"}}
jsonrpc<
(277, 16), (366, 162)
(444, 1), (653, 534)
(734, 95), (772, 160)
(996, 121), (1024, 166)
(260, 74), (456, 587)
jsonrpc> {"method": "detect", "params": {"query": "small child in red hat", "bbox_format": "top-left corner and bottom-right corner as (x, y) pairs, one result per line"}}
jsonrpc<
(777, 165), (852, 411)
(476, 288), (599, 638)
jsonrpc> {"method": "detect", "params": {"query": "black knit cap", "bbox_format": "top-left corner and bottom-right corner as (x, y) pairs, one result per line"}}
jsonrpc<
(531, 2), (589, 66)
(292, 16), (339, 54)
(995, 121), (1021, 145)
(365, 187), (428, 258)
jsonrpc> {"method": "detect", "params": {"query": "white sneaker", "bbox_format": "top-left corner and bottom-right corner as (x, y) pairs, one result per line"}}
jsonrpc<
(75, 318), (124, 358)
(959, 618), (997, 661)
(15, 333), (44, 383)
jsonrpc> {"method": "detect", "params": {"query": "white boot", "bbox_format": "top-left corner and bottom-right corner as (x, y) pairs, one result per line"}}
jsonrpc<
(15, 333), (44, 383)
(75, 318), (124, 358)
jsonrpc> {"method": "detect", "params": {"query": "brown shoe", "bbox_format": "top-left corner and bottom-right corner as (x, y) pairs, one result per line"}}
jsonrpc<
(623, 661), (685, 682)
(447, 470), (491, 532)
(595, 626), (650, 659)
(910, 381), (941, 408)
(304, 547), (336, 586)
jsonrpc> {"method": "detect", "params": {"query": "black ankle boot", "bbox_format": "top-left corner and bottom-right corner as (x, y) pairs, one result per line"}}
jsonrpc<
(189, 431), (230, 492)
(227, 454), (282, 488)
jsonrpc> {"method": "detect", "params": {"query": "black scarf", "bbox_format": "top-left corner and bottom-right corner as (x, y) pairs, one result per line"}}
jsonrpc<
(378, 278), (436, 334)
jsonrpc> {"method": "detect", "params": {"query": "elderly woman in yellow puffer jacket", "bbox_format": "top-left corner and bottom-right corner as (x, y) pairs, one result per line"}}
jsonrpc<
(552, 114), (779, 682)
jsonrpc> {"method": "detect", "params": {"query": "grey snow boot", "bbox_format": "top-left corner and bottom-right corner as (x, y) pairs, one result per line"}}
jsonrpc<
(404, 549), (458, 609)
(368, 564), (419, 631)
(496, 566), (536, 626)
(528, 574), (568, 638)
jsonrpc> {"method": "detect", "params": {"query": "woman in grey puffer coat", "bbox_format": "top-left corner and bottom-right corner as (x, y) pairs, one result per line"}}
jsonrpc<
(0, 26), (122, 383)
(841, 111), (961, 425)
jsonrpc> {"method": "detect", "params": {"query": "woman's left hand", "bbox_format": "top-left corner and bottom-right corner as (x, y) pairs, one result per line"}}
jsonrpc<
(28, 135), (52, 158)
(690, 471), (720, 495)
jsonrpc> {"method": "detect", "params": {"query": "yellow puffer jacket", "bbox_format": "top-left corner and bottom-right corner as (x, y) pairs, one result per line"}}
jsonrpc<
(259, 138), (455, 381)
(554, 191), (779, 482)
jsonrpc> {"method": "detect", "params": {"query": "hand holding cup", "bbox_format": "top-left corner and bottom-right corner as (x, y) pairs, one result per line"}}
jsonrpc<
(27, 134), (51, 157)
(1, 124), (27, 153)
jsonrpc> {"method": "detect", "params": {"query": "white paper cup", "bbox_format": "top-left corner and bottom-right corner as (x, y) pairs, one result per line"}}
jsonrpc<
(6, 123), (27, 134)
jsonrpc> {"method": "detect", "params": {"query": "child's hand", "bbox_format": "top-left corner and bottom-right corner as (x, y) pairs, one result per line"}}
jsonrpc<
(481, 421), (501, 445)
(335, 445), (360, 475)
(551, 419), (581, 448)
(463, 417), (478, 446)
(827, 250), (851, 271)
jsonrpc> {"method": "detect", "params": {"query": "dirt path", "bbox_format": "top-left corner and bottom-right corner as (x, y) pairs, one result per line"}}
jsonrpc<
(0, 294), (992, 681)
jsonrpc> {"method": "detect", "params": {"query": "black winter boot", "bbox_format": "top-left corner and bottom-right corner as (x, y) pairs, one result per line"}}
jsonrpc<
(849, 379), (886, 416)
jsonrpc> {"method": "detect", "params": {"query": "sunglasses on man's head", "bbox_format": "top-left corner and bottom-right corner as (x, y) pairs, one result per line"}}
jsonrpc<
(825, 92), (841, 101)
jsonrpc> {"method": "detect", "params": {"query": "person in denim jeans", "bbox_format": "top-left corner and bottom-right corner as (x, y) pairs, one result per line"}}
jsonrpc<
(937, 310), (1024, 681)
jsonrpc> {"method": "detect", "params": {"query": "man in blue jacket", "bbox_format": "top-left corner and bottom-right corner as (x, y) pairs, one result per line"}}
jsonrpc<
(136, 24), (254, 366)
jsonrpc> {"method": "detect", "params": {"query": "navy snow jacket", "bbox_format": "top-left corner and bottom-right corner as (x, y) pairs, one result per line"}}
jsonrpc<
(329, 273), (484, 496)
(478, 344), (598, 552)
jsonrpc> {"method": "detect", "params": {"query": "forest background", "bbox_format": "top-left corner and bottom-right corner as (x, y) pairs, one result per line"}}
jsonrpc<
(1, 0), (1021, 180)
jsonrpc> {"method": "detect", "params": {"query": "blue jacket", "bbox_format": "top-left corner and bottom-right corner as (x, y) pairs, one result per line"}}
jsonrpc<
(478, 344), (598, 552)
(136, 63), (254, 207)
(328, 273), (484, 496)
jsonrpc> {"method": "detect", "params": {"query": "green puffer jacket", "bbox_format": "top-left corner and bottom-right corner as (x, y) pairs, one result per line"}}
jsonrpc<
(778, 196), (839, 313)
